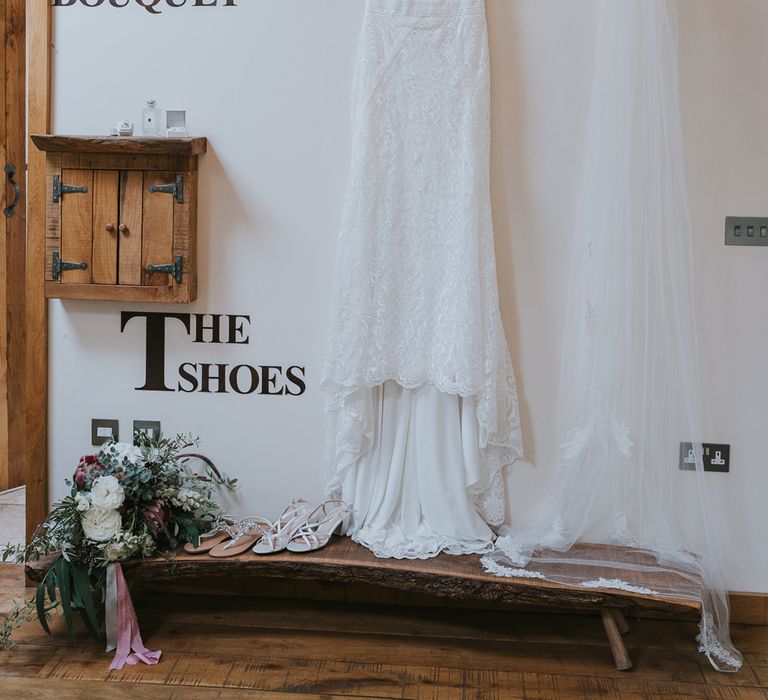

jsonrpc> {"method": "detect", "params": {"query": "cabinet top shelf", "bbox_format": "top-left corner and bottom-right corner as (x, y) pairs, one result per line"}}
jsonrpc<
(30, 134), (207, 156)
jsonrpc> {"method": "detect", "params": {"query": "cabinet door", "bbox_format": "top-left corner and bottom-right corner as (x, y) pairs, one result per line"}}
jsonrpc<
(91, 170), (119, 284)
(60, 169), (93, 284)
(142, 170), (175, 287)
(118, 170), (143, 285)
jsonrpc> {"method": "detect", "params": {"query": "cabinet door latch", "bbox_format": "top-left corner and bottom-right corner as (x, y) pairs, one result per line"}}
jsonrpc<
(148, 174), (184, 203)
(52, 251), (88, 280)
(52, 175), (89, 203)
(146, 255), (183, 284)
(4, 163), (21, 218)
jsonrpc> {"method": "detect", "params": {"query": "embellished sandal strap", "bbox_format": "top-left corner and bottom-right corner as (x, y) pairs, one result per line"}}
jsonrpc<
(205, 515), (238, 539)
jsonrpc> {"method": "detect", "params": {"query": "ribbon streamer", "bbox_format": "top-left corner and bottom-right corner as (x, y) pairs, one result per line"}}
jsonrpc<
(105, 562), (162, 670)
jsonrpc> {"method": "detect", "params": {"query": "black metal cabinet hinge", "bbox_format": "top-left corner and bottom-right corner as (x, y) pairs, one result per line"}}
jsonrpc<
(52, 251), (88, 280)
(146, 255), (183, 284)
(52, 174), (88, 203)
(148, 174), (184, 204)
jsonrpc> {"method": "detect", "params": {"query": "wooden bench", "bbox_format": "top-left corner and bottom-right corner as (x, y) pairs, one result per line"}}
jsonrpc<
(83, 538), (702, 672)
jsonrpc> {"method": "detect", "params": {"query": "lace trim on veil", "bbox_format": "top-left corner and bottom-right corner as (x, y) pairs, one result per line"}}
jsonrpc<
(698, 612), (744, 672)
(480, 546), (742, 671)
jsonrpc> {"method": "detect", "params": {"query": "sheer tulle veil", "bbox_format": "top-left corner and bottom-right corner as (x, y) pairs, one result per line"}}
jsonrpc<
(482, 0), (742, 671)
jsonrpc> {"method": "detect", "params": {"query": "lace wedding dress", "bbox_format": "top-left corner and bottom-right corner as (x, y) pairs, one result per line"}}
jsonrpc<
(322, 0), (523, 559)
(481, 0), (741, 672)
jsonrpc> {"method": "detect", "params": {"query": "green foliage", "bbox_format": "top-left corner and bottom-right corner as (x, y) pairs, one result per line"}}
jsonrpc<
(0, 432), (237, 647)
(1, 556), (98, 649)
(1, 599), (44, 650)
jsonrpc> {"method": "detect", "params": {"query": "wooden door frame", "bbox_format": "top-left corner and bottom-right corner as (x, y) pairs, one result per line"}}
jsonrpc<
(0, 0), (26, 493)
(26, 0), (52, 538)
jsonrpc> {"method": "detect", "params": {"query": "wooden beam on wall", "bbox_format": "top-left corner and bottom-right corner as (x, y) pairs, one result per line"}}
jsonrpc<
(6, 0), (27, 491)
(26, 0), (52, 539)
(0, 0), (9, 491)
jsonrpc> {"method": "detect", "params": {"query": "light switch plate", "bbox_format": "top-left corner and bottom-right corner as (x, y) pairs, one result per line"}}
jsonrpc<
(133, 420), (161, 444)
(725, 216), (768, 246)
(91, 419), (119, 446)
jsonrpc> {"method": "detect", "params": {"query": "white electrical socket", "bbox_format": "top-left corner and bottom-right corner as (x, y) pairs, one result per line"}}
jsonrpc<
(679, 442), (730, 472)
(91, 419), (119, 446)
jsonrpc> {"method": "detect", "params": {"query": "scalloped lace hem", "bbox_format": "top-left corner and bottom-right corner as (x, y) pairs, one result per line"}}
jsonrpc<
(351, 526), (494, 560)
(323, 378), (523, 528)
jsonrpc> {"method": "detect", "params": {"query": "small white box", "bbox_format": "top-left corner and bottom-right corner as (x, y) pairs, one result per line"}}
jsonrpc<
(166, 109), (187, 136)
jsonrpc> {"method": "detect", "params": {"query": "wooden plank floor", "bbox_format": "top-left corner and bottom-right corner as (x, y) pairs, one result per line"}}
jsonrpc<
(2, 563), (767, 699)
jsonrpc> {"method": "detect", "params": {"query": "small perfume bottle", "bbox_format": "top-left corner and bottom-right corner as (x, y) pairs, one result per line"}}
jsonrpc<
(142, 99), (161, 137)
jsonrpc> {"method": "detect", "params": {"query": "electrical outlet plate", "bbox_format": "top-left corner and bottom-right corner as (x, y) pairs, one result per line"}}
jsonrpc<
(133, 420), (161, 444)
(679, 442), (730, 473)
(91, 419), (119, 446)
(725, 216), (768, 246)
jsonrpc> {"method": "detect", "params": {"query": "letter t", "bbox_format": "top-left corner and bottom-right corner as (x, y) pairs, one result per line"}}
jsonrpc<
(121, 312), (191, 391)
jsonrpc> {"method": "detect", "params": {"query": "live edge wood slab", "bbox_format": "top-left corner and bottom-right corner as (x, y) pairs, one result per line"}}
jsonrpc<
(27, 537), (702, 672)
(30, 134), (207, 156)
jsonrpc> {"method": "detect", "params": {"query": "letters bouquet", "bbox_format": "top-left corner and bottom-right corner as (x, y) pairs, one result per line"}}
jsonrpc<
(1, 433), (236, 659)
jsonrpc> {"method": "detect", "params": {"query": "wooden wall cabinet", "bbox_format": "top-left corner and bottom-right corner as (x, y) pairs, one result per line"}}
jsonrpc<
(31, 135), (207, 303)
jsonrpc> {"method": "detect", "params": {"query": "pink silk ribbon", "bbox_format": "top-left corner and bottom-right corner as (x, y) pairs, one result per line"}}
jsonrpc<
(105, 562), (162, 670)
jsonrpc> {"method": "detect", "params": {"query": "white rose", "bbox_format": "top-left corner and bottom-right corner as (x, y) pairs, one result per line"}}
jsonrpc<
(90, 475), (125, 510)
(74, 492), (91, 512)
(81, 507), (122, 542)
(115, 443), (144, 464)
(104, 538), (126, 562)
(98, 441), (145, 467)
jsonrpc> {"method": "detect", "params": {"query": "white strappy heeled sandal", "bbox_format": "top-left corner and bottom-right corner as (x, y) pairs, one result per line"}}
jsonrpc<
(251, 499), (313, 555)
(286, 500), (351, 554)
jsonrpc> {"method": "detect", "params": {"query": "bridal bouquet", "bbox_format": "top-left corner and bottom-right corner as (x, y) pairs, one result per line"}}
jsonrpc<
(1, 433), (236, 649)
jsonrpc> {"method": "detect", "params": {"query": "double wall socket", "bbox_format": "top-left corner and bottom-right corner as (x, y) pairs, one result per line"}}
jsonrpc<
(679, 442), (730, 473)
(133, 420), (161, 443)
(90, 419), (163, 445)
(725, 216), (768, 246)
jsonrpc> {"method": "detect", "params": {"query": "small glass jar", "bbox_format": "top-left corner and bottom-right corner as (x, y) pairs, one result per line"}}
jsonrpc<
(142, 99), (161, 137)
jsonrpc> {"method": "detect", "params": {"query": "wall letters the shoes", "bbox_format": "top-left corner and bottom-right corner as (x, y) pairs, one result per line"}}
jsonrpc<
(120, 311), (306, 396)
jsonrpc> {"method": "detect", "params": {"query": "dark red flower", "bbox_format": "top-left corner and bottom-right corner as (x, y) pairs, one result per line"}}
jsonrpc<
(142, 499), (170, 536)
(73, 455), (105, 488)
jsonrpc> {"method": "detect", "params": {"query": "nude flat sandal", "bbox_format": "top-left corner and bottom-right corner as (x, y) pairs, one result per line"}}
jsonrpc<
(205, 516), (272, 558)
(183, 514), (240, 554)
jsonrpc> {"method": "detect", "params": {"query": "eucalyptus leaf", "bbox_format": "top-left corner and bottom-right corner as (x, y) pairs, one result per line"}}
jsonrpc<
(46, 568), (57, 605)
(55, 558), (75, 640)
(35, 583), (51, 636)
(72, 565), (99, 639)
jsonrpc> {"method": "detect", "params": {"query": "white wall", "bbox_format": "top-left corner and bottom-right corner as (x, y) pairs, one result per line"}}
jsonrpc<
(49, 0), (768, 591)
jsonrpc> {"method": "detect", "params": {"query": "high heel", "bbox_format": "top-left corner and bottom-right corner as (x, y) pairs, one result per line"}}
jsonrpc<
(251, 499), (313, 555)
(286, 500), (351, 554)
(206, 515), (272, 558)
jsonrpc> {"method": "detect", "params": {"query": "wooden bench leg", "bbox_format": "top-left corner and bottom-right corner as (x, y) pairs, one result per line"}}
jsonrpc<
(601, 609), (633, 671)
(612, 609), (630, 635)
